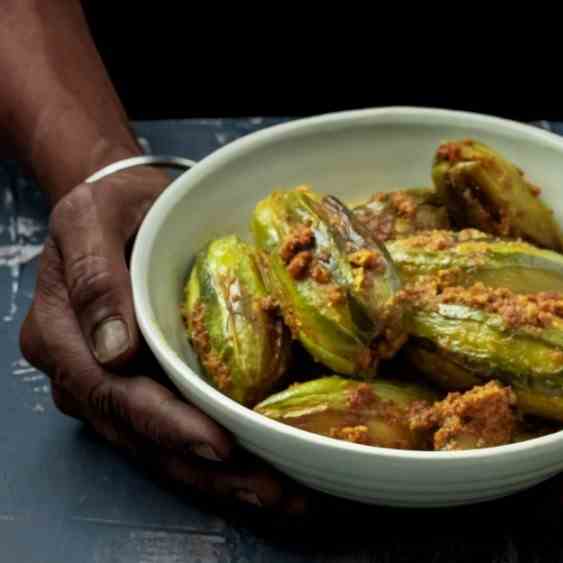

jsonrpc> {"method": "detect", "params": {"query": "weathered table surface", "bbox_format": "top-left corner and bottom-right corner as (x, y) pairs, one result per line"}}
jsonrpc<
(2, 118), (563, 563)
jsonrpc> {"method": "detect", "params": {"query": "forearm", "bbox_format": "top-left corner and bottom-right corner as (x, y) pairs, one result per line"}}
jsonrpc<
(0, 0), (142, 203)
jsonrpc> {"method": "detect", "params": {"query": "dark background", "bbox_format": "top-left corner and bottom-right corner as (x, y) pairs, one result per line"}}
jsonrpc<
(82, 4), (559, 123)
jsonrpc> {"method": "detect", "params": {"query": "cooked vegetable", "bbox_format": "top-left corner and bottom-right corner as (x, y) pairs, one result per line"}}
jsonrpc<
(432, 139), (563, 251)
(401, 279), (563, 421)
(182, 137), (563, 451)
(252, 186), (403, 377)
(353, 188), (450, 243)
(404, 342), (482, 391)
(255, 375), (438, 449)
(388, 230), (563, 294)
(183, 235), (291, 406)
(409, 381), (517, 450)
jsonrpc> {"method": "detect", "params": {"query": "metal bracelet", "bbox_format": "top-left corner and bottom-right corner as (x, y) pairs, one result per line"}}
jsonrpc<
(84, 155), (196, 184)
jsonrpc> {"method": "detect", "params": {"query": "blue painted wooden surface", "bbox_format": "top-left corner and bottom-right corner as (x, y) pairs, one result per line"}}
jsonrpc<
(1, 118), (563, 563)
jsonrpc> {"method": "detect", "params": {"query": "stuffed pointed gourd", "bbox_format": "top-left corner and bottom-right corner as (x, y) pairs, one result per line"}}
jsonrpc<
(388, 230), (563, 294)
(183, 235), (291, 406)
(432, 139), (563, 251)
(401, 278), (563, 421)
(255, 375), (437, 449)
(353, 188), (450, 243)
(252, 186), (403, 377)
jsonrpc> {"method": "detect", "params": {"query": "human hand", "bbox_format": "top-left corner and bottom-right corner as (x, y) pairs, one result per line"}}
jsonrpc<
(20, 168), (305, 512)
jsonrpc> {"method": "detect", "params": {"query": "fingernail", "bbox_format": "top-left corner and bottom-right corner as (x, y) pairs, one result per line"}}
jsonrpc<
(93, 319), (130, 363)
(235, 490), (262, 507)
(190, 443), (223, 462)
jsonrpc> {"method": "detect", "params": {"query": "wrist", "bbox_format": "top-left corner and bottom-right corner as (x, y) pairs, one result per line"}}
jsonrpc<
(32, 133), (144, 205)
(54, 162), (173, 245)
(73, 155), (193, 222)
(78, 162), (172, 215)
(20, 91), (143, 204)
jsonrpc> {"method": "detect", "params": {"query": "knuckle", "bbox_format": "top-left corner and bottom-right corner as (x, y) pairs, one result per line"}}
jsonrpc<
(142, 395), (176, 447)
(34, 239), (67, 305)
(66, 254), (117, 312)
(126, 377), (171, 445)
(35, 268), (67, 306)
(87, 379), (110, 414)
(87, 377), (131, 429)
(28, 255), (69, 345)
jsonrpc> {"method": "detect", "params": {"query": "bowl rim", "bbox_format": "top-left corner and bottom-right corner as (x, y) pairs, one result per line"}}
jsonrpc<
(131, 106), (563, 461)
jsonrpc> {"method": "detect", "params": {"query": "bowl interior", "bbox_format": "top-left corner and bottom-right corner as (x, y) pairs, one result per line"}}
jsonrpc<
(140, 109), (563, 386)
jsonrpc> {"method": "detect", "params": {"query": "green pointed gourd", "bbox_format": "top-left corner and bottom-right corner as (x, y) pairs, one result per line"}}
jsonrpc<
(251, 186), (403, 377)
(183, 235), (291, 406)
(388, 230), (563, 294)
(353, 188), (450, 243)
(432, 139), (563, 251)
(402, 280), (563, 421)
(255, 375), (437, 449)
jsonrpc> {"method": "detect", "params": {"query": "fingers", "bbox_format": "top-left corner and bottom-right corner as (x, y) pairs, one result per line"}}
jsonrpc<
(155, 454), (308, 513)
(25, 244), (234, 463)
(85, 377), (309, 512)
(157, 452), (283, 508)
(81, 371), (305, 512)
(20, 239), (65, 374)
(24, 282), (306, 512)
(21, 306), (84, 419)
(88, 413), (299, 511)
(22, 238), (107, 397)
(88, 375), (234, 462)
(49, 184), (139, 367)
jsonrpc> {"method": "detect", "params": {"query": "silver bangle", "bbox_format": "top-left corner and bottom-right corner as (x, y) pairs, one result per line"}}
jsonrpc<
(84, 155), (197, 184)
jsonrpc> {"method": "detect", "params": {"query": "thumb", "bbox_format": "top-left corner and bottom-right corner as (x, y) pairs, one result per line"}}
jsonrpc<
(50, 185), (140, 367)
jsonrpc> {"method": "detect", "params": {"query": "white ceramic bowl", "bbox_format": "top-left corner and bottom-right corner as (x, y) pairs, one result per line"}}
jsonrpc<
(131, 107), (563, 507)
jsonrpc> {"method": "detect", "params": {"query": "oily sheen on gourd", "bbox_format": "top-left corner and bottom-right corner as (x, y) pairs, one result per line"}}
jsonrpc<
(251, 187), (403, 377)
(184, 235), (291, 406)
